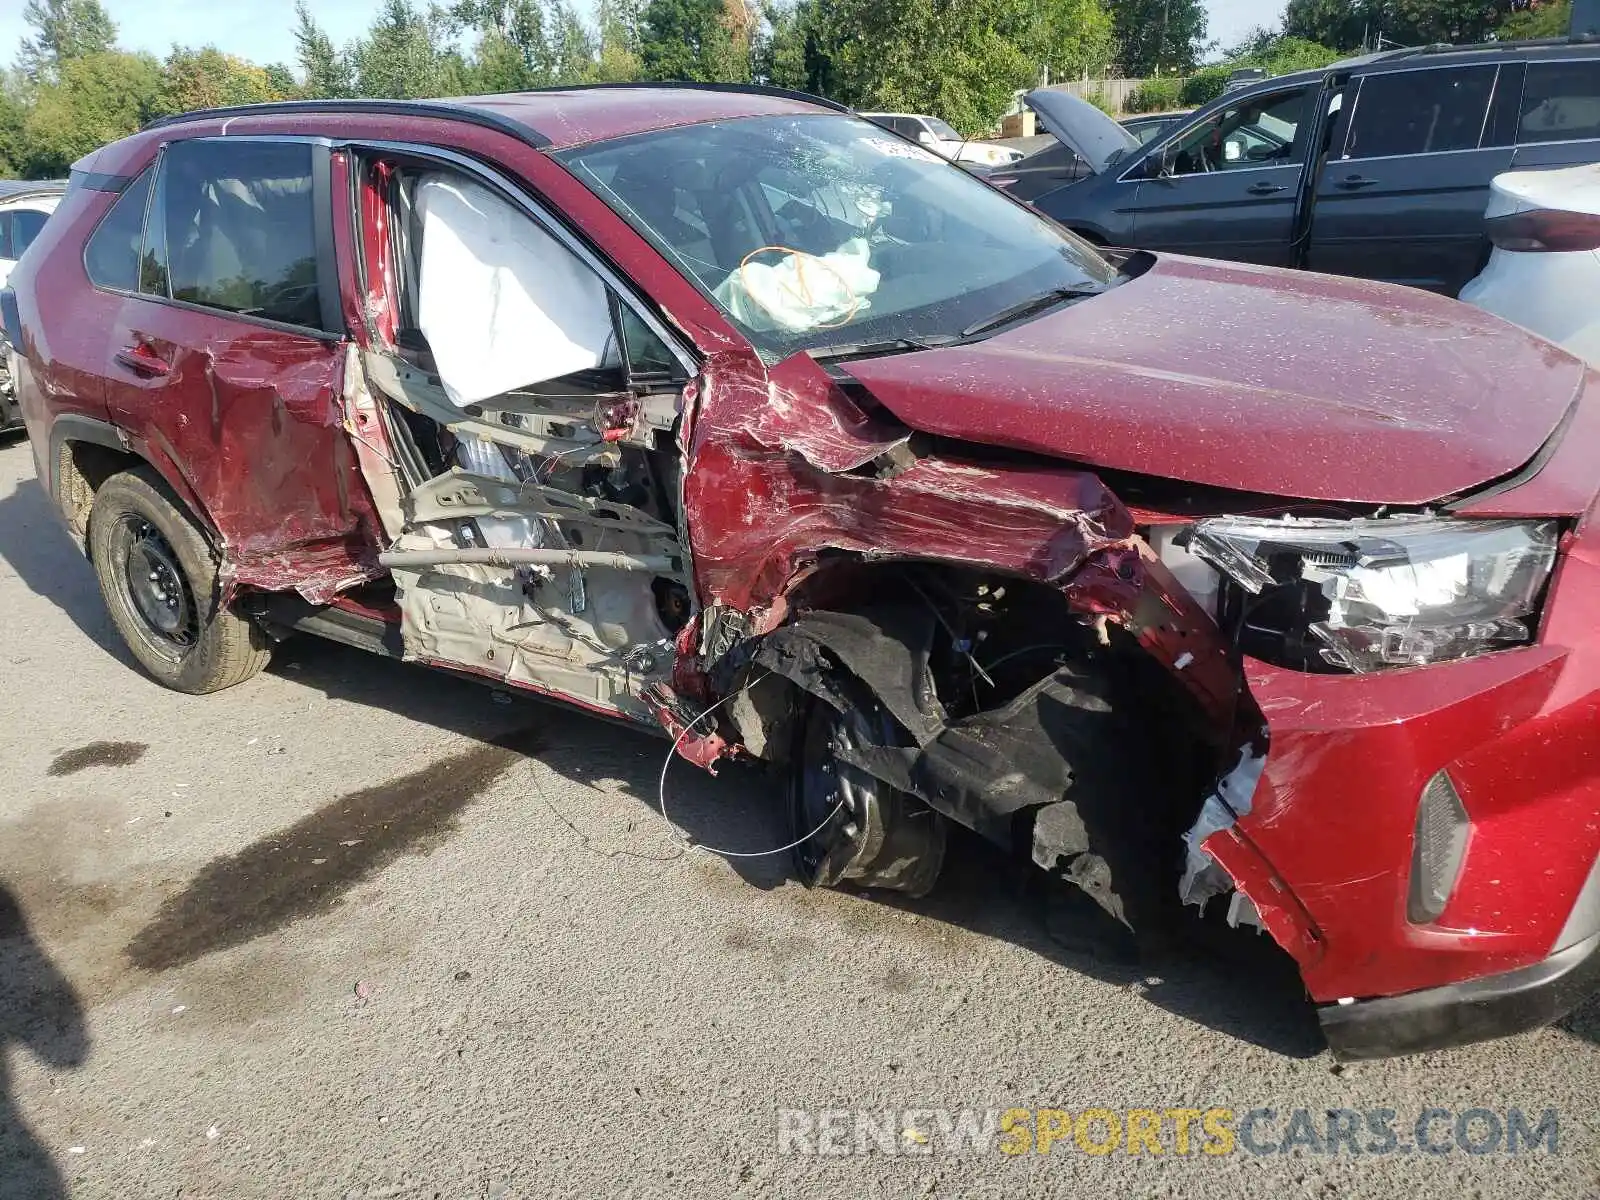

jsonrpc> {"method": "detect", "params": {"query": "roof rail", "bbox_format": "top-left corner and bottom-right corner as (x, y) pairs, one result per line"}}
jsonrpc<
(514, 80), (852, 114)
(142, 97), (553, 145)
(141, 84), (849, 144)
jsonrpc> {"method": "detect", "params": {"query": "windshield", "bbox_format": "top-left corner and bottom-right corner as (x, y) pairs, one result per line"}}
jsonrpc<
(924, 117), (961, 141)
(557, 114), (1115, 358)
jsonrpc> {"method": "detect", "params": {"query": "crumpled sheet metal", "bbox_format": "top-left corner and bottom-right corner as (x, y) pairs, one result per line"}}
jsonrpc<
(753, 605), (1190, 931)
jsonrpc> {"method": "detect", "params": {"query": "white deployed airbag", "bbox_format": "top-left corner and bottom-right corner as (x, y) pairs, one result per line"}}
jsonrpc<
(416, 174), (613, 407)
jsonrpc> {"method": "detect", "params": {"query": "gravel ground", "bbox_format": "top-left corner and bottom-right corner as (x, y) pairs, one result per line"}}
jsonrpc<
(0, 433), (1596, 1199)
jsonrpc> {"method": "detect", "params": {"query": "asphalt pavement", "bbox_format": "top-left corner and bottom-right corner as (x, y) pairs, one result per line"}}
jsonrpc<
(0, 434), (1595, 1198)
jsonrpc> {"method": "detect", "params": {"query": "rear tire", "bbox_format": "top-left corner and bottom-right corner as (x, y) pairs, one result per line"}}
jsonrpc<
(88, 467), (270, 694)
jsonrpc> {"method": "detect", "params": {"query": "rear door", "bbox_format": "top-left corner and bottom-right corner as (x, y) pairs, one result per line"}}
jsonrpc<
(99, 136), (375, 594)
(1127, 84), (1316, 265)
(1509, 56), (1600, 170)
(1305, 62), (1509, 293)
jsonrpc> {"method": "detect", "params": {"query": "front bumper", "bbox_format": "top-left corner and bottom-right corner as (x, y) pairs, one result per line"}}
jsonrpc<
(1319, 928), (1600, 1060)
(1195, 547), (1600, 1052)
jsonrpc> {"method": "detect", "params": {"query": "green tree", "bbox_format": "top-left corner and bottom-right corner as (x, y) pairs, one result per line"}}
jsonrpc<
(548, 0), (600, 82)
(1285, 0), (1535, 50)
(1109, 0), (1208, 75)
(639, 0), (748, 81)
(1500, 0), (1571, 37)
(17, 0), (116, 82)
(21, 49), (160, 176)
(155, 46), (284, 117)
(821, 0), (1037, 133)
(294, 0), (355, 98)
(594, 0), (645, 79)
(1029, 0), (1116, 83)
(0, 76), (30, 178)
(351, 0), (459, 98)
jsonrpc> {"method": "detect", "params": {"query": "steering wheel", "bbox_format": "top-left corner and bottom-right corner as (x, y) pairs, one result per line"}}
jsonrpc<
(737, 246), (861, 330)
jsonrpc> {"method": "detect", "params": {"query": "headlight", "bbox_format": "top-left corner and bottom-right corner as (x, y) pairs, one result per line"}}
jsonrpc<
(1186, 516), (1559, 673)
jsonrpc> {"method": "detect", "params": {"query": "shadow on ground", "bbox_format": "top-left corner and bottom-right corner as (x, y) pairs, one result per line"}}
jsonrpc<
(0, 882), (89, 1200)
(0, 462), (132, 669)
(263, 635), (1325, 1058)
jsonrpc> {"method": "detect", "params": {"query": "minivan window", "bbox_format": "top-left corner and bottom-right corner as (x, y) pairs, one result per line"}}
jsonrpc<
(84, 168), (153, 292)
(1345, 66), (1497, 158)
(158, 139), (322, 329)
(1519, 60), (1600, 144)
(1163, 87), (1311, 175)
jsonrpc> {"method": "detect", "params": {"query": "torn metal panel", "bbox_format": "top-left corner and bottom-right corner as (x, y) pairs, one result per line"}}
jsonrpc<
(98, 307), (385, 603)
(380, 470), (688, 721)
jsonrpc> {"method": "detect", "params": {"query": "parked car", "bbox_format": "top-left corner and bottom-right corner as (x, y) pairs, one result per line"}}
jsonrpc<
(8, 84), (1600, 1061)
(858, 111), (1023, 166)
(1121, 111), (1188, 144)
(983, 109), (1190, 202)
(1224, 67), (1268, 94)
(1008, 39), (1600, 296)
(0, 179), (65, 434)
(1460, 163), (1600, 364)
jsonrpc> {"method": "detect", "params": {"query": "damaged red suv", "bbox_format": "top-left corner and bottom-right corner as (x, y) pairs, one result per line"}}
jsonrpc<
(6, 85), (1599, 1060)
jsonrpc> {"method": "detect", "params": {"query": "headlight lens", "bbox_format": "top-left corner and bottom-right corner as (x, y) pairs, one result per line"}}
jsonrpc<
(1187, 516), (1559, 673)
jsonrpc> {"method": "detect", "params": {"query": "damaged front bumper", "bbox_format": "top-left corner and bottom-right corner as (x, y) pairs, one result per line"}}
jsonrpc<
(1188, 543), (1600, 1056)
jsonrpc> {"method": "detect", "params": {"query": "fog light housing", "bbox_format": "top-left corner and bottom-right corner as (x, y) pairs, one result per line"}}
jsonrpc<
(1407, 770), (1470, 924)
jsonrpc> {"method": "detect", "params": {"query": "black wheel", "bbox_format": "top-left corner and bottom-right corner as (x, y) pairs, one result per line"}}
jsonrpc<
(88, 467), (270, 693)
(790, 700), (946, 898)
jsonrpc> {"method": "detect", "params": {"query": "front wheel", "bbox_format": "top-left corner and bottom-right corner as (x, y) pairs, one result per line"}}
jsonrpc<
(88, 467), (270, 694)
(790, 700), (946, 898)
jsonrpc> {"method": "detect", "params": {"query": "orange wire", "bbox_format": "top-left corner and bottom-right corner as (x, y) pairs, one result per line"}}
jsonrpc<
(737, 245), (861, 330)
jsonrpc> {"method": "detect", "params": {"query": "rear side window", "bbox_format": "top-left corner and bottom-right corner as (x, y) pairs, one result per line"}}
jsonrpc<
(157, 139), (322, 329)
(84, 169), (153, 291)
(1345, 66), (1497, 158)
(12, 209), (49, 257)
(1519, 60), (1600, 144)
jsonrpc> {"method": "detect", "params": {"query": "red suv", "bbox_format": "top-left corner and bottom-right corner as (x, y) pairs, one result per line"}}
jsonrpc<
(6, 85), (1599, 1060)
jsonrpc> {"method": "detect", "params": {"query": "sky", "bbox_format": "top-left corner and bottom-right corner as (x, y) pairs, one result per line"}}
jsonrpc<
(0, 0), (1273, 73)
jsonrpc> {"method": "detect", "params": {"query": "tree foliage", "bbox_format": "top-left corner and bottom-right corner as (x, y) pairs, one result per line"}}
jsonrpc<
(16, 0), (1551, 180)
(1284, 0), (1545, 50)
(1500, 0), (1572, 37)
(17, 0), (116, 81)
(1110, 0), (1209, 76)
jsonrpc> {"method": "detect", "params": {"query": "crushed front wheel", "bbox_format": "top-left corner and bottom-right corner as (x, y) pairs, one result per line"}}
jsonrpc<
(789, 701), (946, 897)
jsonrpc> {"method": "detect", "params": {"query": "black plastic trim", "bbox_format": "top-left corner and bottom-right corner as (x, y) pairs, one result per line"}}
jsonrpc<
(310, 144), (344, 335)
(44, 414), (134, 505)
(143, 98), (554, 148)
(139, 86), (849, 151)
(516, 80), (851, 114)
(68, 170), (131, 194)
(1319, 929), (1600, 1060)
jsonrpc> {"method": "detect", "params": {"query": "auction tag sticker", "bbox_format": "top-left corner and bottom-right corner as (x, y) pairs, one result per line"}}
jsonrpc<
(858, 136), (943, 163)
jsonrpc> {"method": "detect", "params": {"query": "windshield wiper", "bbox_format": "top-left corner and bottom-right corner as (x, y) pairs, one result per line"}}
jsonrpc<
(959, 286), (1103, 339)
(806, 335), (957, 363)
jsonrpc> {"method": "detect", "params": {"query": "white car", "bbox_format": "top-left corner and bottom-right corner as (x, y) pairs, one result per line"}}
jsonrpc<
(858, 112), (1024, 167)
(1460, 164), (1600, 367)
(0, 179), (64, 430)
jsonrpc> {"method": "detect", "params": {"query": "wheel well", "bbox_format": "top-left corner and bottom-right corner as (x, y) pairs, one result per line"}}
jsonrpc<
(730, 559), (1213, 779)
(57, 439), (142, 546)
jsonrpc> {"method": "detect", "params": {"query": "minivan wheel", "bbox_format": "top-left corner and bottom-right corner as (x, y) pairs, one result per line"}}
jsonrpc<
(88, 467), (270, 694)
(790, 700), (946, 898)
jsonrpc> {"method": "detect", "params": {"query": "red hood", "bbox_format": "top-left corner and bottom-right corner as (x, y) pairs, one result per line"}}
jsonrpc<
(844, 254), (1587, 505)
